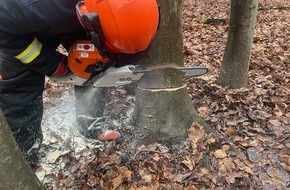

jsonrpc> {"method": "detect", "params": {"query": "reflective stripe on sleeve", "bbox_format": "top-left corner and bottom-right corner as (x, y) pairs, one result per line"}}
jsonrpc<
(15, 37), (43, 64)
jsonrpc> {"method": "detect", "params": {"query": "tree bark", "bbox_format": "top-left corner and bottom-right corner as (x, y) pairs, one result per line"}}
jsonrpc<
(218, 0), (258, 88)
(131, 0), (206, 145)
(0, 109), (43, 190)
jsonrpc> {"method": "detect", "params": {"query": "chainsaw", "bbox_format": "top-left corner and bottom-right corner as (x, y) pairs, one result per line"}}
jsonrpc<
(51, 40), (208, 87)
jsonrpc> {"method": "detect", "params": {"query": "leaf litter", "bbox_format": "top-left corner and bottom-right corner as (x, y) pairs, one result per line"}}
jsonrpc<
(37, 0), (290, 189)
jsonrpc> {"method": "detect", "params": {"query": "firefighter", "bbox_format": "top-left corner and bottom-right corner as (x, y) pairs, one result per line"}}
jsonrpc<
(0, 0), (159, 167)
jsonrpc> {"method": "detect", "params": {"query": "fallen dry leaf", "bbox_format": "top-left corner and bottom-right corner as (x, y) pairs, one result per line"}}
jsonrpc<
(38, 1), (290, 189)
(214, 149), (227, 159)
(188, 121), (205, 145)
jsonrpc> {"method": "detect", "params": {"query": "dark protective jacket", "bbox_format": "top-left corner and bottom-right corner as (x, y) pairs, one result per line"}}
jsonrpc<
(0, 0), (85, 77)
(0, 0), (90, 160)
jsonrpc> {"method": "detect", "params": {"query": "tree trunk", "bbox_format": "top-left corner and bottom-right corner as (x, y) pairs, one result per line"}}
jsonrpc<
(131, 0), (205, 145)
(0, 109), (43, 190)
(218, 0), (258, 88)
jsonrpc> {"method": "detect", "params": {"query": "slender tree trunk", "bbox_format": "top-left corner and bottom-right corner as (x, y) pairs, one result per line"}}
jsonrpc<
(0, 109), (42, 190)
(131, 0), (207, 145)
(218, 0), (258, 88)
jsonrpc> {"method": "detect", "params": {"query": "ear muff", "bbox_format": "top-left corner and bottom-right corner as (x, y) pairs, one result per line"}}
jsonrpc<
(80, 13), (107, 58)
(76, 1), (107, 57)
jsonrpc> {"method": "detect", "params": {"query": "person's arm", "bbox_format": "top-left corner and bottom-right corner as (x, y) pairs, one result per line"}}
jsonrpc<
(0, 32), (68, 76)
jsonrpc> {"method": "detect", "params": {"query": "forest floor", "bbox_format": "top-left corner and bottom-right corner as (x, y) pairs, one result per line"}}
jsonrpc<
(37, 0), (289, 189)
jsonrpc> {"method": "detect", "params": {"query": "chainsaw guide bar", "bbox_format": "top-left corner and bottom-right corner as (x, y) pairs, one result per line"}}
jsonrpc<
(50, 65), (208, 87)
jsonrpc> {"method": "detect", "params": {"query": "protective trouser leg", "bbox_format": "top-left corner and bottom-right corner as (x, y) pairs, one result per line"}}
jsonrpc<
(0, 57), (45, 167)
(4, 95), (43, 167)
(74, 85), (108, 138)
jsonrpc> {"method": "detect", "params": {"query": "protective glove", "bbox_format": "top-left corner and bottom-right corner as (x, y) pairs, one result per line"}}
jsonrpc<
(50, 55), (69, 77)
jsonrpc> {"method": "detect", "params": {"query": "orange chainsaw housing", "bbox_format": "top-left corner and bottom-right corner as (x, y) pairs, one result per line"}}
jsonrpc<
(68, 40), (109, 79)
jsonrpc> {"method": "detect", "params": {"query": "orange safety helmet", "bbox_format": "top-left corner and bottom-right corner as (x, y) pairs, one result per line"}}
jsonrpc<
(76, 0), (159, 64)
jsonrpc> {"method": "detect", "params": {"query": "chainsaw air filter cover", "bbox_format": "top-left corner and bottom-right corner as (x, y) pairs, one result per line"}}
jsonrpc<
(68, 40), (109, 79)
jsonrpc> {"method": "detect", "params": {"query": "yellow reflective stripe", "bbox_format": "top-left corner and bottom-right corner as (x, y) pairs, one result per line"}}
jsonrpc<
(15, 37), (42, 64)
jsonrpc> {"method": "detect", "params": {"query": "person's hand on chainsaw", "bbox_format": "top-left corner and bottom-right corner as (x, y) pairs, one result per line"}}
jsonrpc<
(49, 54), (69, 77)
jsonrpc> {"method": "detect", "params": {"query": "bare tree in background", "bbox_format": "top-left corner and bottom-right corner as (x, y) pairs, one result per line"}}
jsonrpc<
(0, 109), (42, 190)
(131, 0), (209, 145)
(218, 0), (259, 88)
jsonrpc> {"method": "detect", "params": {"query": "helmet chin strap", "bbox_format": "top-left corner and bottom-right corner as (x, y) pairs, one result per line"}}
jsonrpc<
(106, 50), (148, 66)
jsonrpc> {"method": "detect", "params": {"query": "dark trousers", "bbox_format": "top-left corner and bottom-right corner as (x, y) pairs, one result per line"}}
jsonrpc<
(0, 56), (45, 159)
